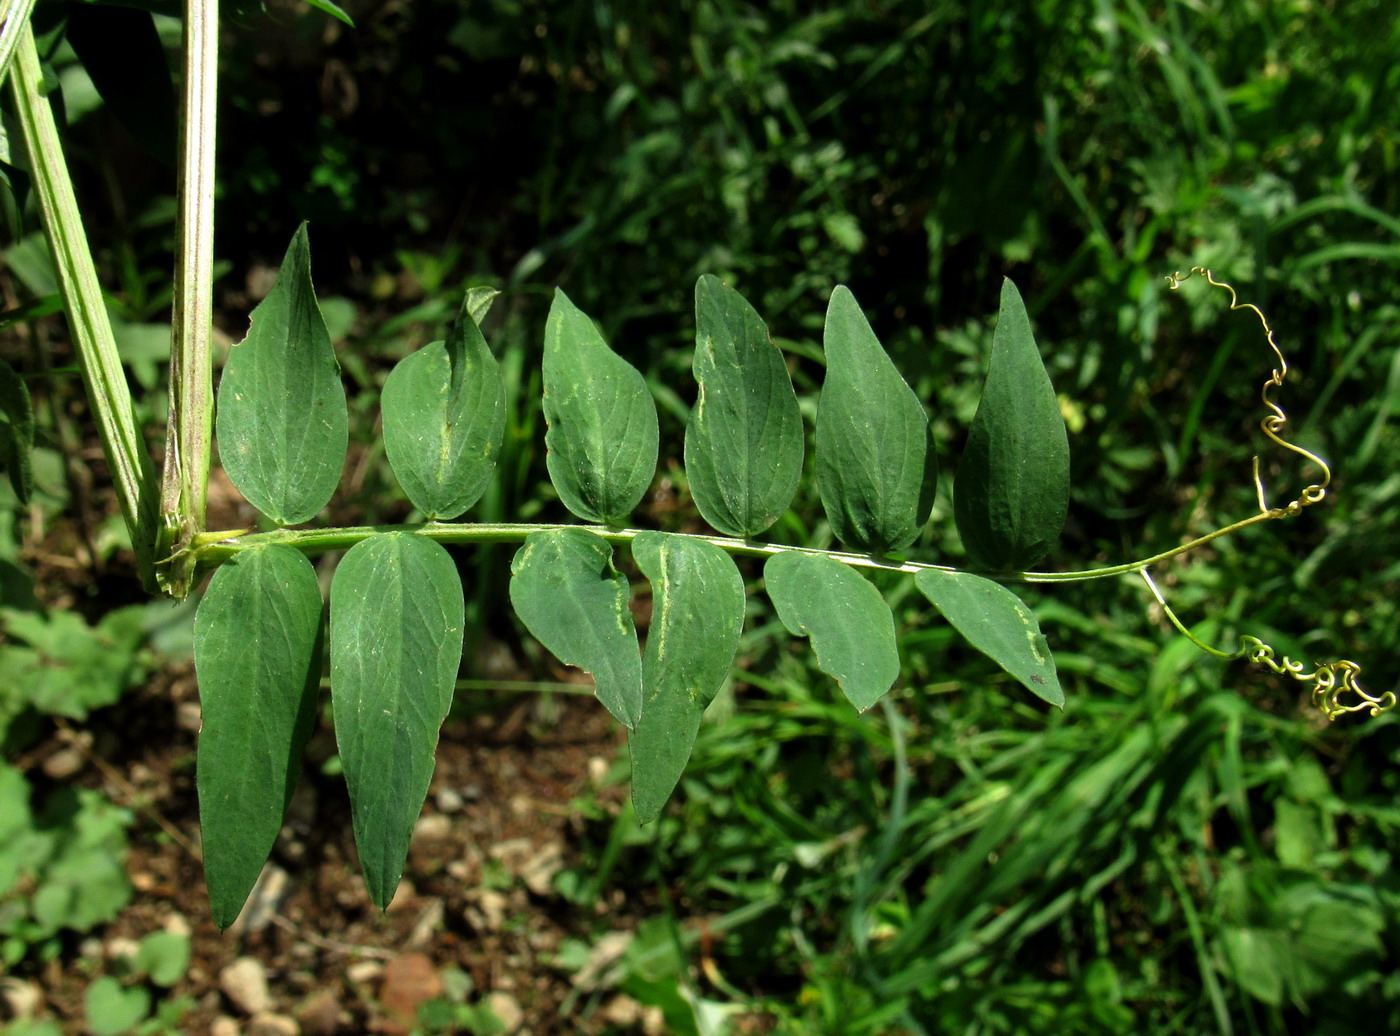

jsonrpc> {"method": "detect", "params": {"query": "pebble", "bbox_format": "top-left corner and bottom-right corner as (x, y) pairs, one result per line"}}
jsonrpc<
(42, 746), (85, 779)
(165, 913), (193, 937)
(518, 843), (565, 896)
(346, 961), (384, 985)
(295, 988), (342, 1036)
(378, 954), (442, 1035)
(0, 978), (42, 1019)
(210, 1017), (240, 1036)
(485, 991), (524, 1033)
(412, 814), (451, 840)
(176, 701), (202, 732)
(105, 937), (141, 961)
(247, 1012), (300, 1036)
(220, 957), (271, 1015)
(434, 787), (464, 813)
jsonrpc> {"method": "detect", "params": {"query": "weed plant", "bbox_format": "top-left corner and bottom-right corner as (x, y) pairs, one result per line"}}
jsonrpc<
(2, 2), (1399, 1034)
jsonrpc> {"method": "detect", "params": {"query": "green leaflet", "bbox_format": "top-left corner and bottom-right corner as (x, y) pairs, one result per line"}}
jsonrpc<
(216, 224), (348, 525)
(193, 545), (322, 928)
(954, 278), (1070, 572)
(381, 294), (506, 519)
(816, 286), (936, 555)
(629, 532), (744, 823)
(914, 569), (1063, 707)
(764, 551), (899, 712)
(684, 275), (803, 537)
(542, 289), (659, 526)
(330, 533), (464, 909)
(0, 357), (34, 504)
(509, 528), (642, 728)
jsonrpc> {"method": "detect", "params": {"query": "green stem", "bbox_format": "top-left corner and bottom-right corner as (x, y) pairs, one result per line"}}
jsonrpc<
(187, 508), (1280, 586)
(0, 0), (37, 89)
(158, 0), (219, 596)
(11, 25), (160, 587)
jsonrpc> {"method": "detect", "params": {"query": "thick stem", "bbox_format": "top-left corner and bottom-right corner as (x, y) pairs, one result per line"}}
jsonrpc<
(0, 0), (37, 89)
(159, 0), (220, 596)
(11, 25), (160, 587)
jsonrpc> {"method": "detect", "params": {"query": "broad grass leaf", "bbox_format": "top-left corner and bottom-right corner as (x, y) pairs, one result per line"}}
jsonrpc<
(193, 544), (322, 928)
(542, 289), (658, 525)
(954, 278), (1069, 571)
(382, 295), (506, 519)
(0, 357), (34, 504)
(629, 532), (744, 823)
(216, 223), (348, 525)
(764, 551), (899, 712)
(816, 286), (935, 554)
(914, 569), (1063, 707)
(684, 275), (803, 537)
(509, 528), (642, 727)
(330, 533), (464, 909)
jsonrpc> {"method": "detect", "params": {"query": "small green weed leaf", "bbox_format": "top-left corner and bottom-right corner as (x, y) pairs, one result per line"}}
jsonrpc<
(509, 528), (642, 727)
(330, 532), (464, 910)
(954, 279), (1069, 572)
(764, 551), (899, 712)
(301, 0), (356, 26)
(816, 286), (935, 554)
(629, 532), (744, 823)
(84, 976), (150, 1036)
(542, 289), (659, 525)
(382, 295), (506, 519)
(194, 544), (322, 928)
(465, 286), (500, 324)
(684, 275), (803, 537)
(133, 930), (191, 987)
(914, 569), (1063, 707)
(0, 358), (33, 504)
(216, 223), (348, 525)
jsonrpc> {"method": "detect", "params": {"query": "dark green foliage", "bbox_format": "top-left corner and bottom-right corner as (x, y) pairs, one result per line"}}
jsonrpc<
(954, 279), (1069, 572)
(329, 532), (464, 909)
(541, 289), (659, 526)
(686, 276), (804, 538)
(215, 224), (347, 526)
(509, 528), (643, 728)
(194, 545), (322, 928)
(381, 296), (506, 519)
(629, 532), (744, 823)
(816, 286), (936, 555)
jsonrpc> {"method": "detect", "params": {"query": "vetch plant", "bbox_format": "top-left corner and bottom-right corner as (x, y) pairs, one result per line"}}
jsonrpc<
(0, 0), (1390, 933)
(184, 234), (1391, 925)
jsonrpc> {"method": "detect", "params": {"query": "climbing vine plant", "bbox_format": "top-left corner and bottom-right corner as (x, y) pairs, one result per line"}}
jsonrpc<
(0, 0), (1390, 932)
(176, 227), (1394, 925)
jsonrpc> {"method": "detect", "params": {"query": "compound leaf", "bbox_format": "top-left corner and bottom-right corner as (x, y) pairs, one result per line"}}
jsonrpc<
(629, 532), (744, 823)
(542, 289), (658, 526)
(330, 533), (464, 909)
(382, 294), (506, 519)
(954, 278), (1069, 571)
(764, 551), (899, 712)
(915, 568), (1063, 707)
(216, 223), (347, 525)
(0, 357), (34, 504)
(194, 544), (322, 929)
(509, 528), (642, 727)
(684, 275), (803, 537)
(816, 286), (935, 555)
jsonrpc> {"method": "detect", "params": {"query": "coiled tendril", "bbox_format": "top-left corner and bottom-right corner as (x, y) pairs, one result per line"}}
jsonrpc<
(1142, 273), (1393, 721)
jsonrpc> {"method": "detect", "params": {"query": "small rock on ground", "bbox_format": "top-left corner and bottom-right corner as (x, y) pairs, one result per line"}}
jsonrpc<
(220, 956), (271, 1015)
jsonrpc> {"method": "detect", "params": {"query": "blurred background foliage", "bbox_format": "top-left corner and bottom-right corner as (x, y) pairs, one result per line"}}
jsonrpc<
(4, 0), (1400, 1032)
